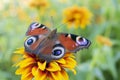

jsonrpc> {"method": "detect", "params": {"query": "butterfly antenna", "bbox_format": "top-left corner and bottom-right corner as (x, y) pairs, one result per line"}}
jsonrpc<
(50, 16), (55, 28)
(55, 21), (68, 29)
(50, 16), (68, 30)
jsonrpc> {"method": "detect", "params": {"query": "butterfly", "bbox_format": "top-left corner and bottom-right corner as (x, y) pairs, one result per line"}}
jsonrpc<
(24, 22), (91, 63)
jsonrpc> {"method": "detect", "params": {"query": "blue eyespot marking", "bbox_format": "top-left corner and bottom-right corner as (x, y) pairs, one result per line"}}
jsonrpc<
(77, 37), (89, 46)
(79, 38), (87, 45)
(30, 22), (40, 30)
(53, 49), (62, 56)
(27, 39), (33, 45)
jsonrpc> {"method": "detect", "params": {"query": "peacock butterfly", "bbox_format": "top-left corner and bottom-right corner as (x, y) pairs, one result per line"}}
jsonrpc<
(24, 22), (91, 62)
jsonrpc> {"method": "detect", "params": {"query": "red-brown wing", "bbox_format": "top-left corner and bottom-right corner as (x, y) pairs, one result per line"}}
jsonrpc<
(26, 22), (51, 36)
(58, 33), (91, 52)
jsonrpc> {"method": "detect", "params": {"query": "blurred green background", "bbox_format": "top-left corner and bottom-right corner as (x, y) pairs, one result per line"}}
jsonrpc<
(0, 0), (120, 80)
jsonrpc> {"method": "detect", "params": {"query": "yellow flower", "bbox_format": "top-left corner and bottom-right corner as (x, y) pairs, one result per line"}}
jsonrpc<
(63, 6), (92, 29)
(94, 15), (104, 24)
(90, 3), (104, 24)
(15, 47), (76, 80)
(16, 8), (30, 21)
(29, 0), (49, 9)
(96, 35), (112, 47)
(29, 0), (49, 16)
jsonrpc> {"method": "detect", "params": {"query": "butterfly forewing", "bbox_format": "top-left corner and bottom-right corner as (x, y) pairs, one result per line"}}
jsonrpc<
(58, 33), (91, 53)
(26, 22), (51, 36)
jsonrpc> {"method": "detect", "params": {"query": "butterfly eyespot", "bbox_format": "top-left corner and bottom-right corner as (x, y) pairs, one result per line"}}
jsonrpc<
(79, 37), (84, 42)
(30, 22), (41, 30)
(27, 38), (34, 45)
(76, 37), (88, 46)
(25, 36), (37, 47)
(51, 44), (65, 59)
(53, 49), (62, 56)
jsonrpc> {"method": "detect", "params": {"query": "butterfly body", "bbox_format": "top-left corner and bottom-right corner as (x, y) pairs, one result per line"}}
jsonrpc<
(24, 22), (91, 62)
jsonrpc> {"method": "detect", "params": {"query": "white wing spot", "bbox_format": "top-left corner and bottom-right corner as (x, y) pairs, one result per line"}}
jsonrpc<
(68, 34), (71, 38)
(42, 26), (46, 29)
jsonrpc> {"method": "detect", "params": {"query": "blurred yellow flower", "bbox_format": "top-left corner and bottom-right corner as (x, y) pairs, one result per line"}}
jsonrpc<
(17, 8), (30, 21)
(92, 3), (101, 10)
(29, 0), (49, 9)
(94, 15), (104, 24)
(29, 0), (49, 16)
(96, 35), (112, 46)
(15, 47), (76, 80)
(91, 3), (104, 24)
(63, 6), (92, 29)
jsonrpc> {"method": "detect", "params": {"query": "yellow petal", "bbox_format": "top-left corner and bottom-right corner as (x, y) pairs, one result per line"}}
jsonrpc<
(21, 72), (33, 80)
(50, 71), (63, 80)
(37, 61), (46, 71)
(13, 61), (21, 67)
(64, 53), (75, 58)
(46, 62), (61, 72)
(14, 47), (25, 54)
(47, 74), (54, 80)
(56, 58), (66, 64)
(16, 65), (32, 75)
(61, 57), (76, 69)
(32, 66), (38, 76)
(34, 69), (47, 80)
(15, 67), (24, 75)
(22, 66), (32, 75)
(19, 58), (35, 68)
(70, 69), (76, 75)
(61, 69), (69, 80)
(23, 54), (30, 58)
